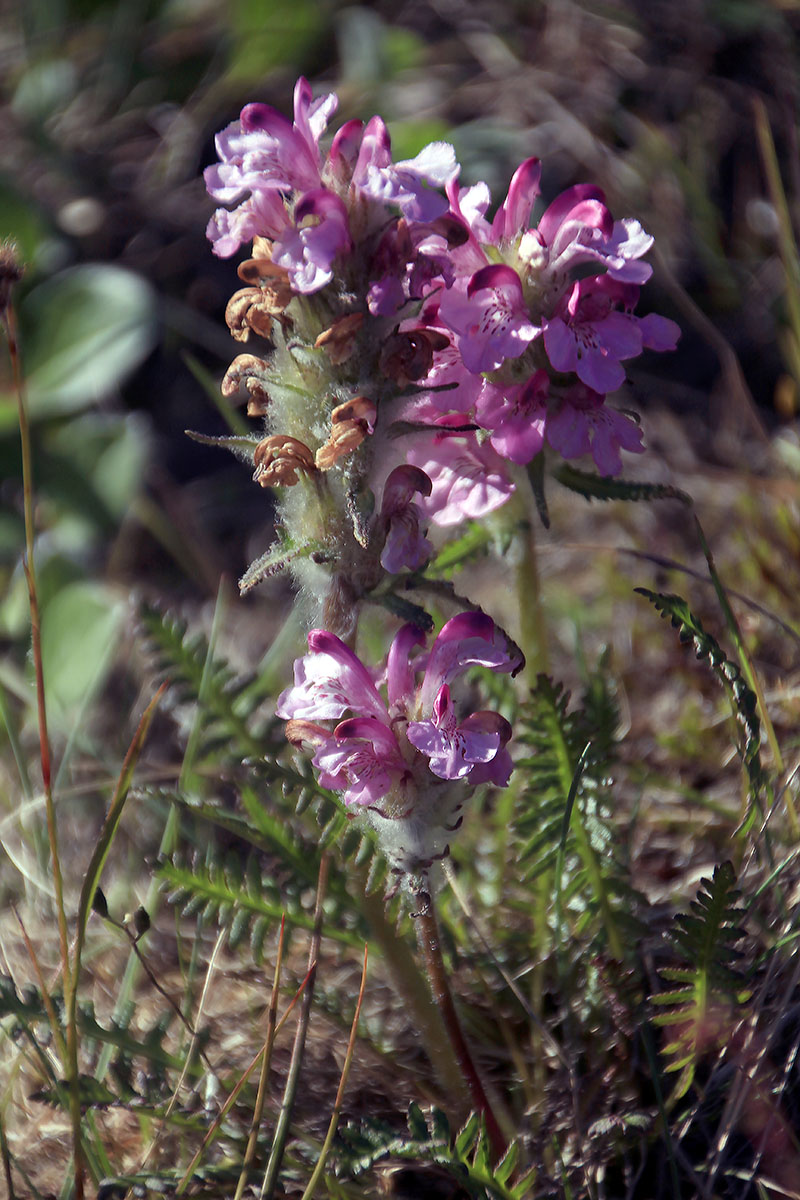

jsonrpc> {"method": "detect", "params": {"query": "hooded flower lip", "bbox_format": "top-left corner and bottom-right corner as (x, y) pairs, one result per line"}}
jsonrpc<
(205, 77), (336, 204)
(490, 156), (542, 243)
(270, 188), (352, 293)
(277, 617), (522, 807)
(438, 263), (540, 374)
(378, 465), (433, 574)
(276, 629), (387, 723)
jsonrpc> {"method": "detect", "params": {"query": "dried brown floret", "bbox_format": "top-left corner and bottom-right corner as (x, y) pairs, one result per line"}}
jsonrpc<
(253, 435), (316, 487)
(315, 396), (377, 470)
(225, 288), (274, 342)
(221, 353), (271, 413)
(314, 312), (364, 365)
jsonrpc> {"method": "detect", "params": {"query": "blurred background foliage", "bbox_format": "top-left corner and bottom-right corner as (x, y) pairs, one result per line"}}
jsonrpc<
(1, 0), (800, 816)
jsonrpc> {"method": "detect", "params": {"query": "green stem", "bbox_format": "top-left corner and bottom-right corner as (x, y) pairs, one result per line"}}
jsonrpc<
(511, 469), (549, 680)
(412, 883), (506, 1161)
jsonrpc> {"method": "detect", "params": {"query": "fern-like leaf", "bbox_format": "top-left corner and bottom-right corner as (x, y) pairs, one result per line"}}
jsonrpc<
(158, 849), (364, 954)
(337, 1103), (533, 1199)
(138, 604), (264, 759)
(651, 861), (749, 1102)
(555, 463), (692, 506)
(635, 589), (766, 801)
(513, 670), (639, 959)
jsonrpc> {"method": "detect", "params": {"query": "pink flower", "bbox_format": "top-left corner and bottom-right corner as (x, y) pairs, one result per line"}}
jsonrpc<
(476, 370), (549, 464)
(406, 429), (515, 527)
(353, 117), (458, 221)
(204, 77), (334, 204)
(546, 383), (645, 476)
(277, 615), (522, 808)
(544, 276), (680, 394)
(438, 264), (540, 374)
(543, 276), (643, 393)
(407, 684), (510, 780)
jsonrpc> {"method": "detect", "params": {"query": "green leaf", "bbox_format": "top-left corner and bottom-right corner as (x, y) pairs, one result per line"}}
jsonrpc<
(554, 463), (692, 506)
(635, 589), (766, 800)
(40, 580), (124, 716)
(650, 862), (749, 1104)
(5, 265), (158, 423)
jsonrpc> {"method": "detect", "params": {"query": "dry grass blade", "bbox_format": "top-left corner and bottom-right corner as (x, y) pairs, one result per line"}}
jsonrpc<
(299, 942), (368, 1200)
(174, 956), (317, 1195)
(233, 915), (287, 1200)
(260, 852), (330, 1200)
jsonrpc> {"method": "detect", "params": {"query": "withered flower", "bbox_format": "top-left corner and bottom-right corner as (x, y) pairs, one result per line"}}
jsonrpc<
(314, 312), (364, 365)
(379, 329), (450, 387)
(225, 288), (274, 342)
(221, 353), (270, 415)
(315, 397), (376, 470)
(253, 436), (316, 487)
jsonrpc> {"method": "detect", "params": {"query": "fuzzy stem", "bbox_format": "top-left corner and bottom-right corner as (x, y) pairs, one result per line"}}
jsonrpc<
(412, 884), (506, 1161)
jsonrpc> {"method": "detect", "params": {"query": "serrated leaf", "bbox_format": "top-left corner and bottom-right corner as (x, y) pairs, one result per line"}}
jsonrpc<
(554, 463), (692, 506)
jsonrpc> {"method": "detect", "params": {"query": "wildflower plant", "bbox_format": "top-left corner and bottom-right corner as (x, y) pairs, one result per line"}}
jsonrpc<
(202, 74), (681, 1148)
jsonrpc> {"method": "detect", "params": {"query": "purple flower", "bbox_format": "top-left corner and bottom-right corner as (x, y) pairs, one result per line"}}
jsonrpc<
(353, 117), (458, 221)
(206, 190), (289, 259)
(544, 275), (679, 394)
(204, 77), (335, 204)
(377, 465), (433, 574)
(476, 370), (549, 464)
(438, 264), (540, 374)
(270, 189), (352, 292)
(546, 383), (645, 476)
(544, 276), (643, 393)
(407, 684), (510, 780)
(278, 615), (522, 808)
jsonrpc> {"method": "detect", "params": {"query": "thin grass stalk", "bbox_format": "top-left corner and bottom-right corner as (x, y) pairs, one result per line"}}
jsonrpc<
(234, 915), (287, 1200)
(299, 943), (368, 1200)
(412, 884), (506, 1161)
(752, 96), (800, 388)
(96, 579), (227, 1092)
(11, 905), (67, 1064)
(174, 960), (316, 1195)
(260, 852), (329, 1200)
(2, 254), (86, 1198)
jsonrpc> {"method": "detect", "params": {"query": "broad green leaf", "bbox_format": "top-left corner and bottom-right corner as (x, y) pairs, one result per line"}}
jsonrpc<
(2, 265), (158, 423)
(40, 580), (125, 715)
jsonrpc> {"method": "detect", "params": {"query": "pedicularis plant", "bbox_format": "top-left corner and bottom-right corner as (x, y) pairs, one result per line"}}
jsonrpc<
(203, 76), (679, 1148)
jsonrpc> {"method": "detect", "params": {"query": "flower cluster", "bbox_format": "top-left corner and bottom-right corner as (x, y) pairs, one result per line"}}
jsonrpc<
(277, 613), (521, 868)
(205, 76), (679, 850)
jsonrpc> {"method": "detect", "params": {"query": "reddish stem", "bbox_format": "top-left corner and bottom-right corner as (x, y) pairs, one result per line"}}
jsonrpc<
(413, 886), (506, 1160)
